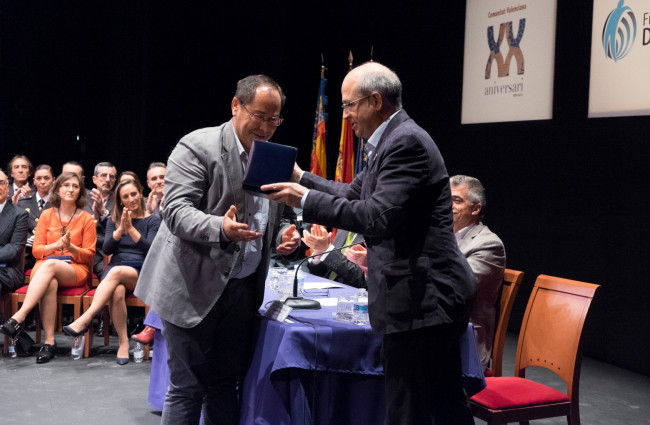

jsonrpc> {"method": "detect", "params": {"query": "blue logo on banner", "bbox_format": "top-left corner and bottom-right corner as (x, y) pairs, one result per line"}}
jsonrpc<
(603, 0), (637, 62)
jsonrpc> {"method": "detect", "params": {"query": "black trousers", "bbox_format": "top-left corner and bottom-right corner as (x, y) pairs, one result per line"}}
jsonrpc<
(161, 275), (259, 425)
(382, 322), (475, 425)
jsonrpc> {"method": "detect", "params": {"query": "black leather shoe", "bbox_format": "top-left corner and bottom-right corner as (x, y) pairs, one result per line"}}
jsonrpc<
(36, 343), (57, 364)
(63, 325), (88, 338)
(0, 318), (23, 339)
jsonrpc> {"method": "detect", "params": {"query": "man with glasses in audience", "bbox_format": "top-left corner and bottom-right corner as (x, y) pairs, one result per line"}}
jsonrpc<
(136, 74), (300, 425)
(0, 170), (29, 297)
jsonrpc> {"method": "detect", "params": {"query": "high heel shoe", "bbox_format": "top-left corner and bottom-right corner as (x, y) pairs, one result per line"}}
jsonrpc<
(116, 357), (129, 365)
(0, 318), (24, 339)
(63, 325), (88, 338)
(36, 343), (57, 364)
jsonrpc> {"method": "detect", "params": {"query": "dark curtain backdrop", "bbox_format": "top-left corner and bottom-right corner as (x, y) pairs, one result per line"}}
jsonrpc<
(2, 1), (649, 375)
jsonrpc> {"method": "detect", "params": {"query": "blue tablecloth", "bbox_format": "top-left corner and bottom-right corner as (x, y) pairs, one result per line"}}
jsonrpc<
(147, 273), (485, 424)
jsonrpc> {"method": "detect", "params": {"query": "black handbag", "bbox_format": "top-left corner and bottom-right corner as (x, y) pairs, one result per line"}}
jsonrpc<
(14, 331), (36, 357)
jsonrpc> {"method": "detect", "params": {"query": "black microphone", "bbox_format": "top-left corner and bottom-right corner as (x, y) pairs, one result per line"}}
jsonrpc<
(284, 241), (365, 310)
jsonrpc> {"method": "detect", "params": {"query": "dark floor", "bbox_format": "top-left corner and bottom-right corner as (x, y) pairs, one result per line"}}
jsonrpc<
(1, 331), (649, 425)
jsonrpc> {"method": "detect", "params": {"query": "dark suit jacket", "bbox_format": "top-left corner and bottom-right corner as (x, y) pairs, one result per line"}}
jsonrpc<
(306, 229), (366, 288)
(301, 109), (475, 334)
(17, 195), (51, 231)
(0, 202), (29, 292)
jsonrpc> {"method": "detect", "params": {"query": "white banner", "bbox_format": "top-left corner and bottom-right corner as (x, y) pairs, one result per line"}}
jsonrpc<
(589, 0), (650, 118)
(461, 0), (557, 124)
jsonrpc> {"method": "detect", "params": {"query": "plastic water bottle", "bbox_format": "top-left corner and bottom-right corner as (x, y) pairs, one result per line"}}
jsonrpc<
(296, 268), (305, 296)
(71, 335), (84, 360)
(353, 288), (369, 325)
(134, 342), (144, 363)
(9, 338), (17, 358)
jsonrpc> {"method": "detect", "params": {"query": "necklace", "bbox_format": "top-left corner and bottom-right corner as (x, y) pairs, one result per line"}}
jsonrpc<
(57, 207), (78, 237)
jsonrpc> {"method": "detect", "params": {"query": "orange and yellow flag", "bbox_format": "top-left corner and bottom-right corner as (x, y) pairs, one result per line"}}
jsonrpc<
(310, 76), (327, 178)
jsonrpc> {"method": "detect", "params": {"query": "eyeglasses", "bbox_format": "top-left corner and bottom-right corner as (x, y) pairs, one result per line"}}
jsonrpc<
(240, 102), (284, 127)
(341, 95), (371, 111)
(0, 180), (8, 186)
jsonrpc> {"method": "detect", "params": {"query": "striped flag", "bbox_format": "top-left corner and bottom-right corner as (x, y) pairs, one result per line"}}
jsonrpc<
(310, 75), (327, 178)
(334, 118), (355, 183)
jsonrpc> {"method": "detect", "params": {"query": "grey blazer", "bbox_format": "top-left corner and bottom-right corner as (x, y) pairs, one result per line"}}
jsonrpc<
(135, 121), (293, 328)
(457, 222), (506, 368)
(0, 202), (29, 292)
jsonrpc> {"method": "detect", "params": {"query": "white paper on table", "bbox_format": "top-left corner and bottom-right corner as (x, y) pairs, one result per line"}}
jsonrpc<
(303, 281), (344, 290)
(314, 297), (339, 307)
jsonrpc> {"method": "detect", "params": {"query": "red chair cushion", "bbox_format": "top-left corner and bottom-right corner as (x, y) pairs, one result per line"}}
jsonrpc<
(58, 286), (88, 296)
(25, 269), (32, 278)
(85, 289), (137, 298)
(471, 377), (569, 409)
(15, 285), (29, 294)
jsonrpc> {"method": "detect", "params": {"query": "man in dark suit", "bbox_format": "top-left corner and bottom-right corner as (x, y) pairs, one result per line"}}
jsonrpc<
(0, 170), (29, 296)
(451, 175), (506, 371)
(135, 74), (300, 425)
(265, 61), (476, 424)
(7, 154), (33, 204)
(17, 164), (54, 270)
(303, 224), (366, 287)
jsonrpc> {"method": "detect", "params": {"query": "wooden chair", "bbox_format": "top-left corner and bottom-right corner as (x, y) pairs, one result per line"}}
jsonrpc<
(82, 289), (150, 359)
(470, 274), (600, 425)
(490, 268), (524, 377)
(1, 291), (12, 356)
(12, 258), (95, 342)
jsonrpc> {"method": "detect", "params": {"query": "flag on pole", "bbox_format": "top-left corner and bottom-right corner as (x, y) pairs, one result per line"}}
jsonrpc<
(334, 118), (355, 183)
(310, 71), (328, 178)
(354, 137), (367, 175)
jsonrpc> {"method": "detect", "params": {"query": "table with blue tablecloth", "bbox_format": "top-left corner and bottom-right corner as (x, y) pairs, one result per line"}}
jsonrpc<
(147, 273), (485, 424)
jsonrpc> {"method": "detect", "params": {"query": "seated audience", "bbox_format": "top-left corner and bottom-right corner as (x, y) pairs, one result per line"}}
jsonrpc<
(450, 175), (506, 371)
(0, 172), (96, 364)
(0, 170), (29, 296)
(64, 179), (160, 364)
(302, 224), (366, 288)
(17, 164), (54, 270)
(8, 154), (33, 204)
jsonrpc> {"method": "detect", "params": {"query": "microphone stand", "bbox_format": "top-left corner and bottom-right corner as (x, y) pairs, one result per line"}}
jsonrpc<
(284, 241), (364, 309)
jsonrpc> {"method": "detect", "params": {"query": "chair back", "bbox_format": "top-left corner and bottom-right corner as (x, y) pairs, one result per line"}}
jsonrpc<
(491, 268), (524, 376)
(514, 274), (599, 401)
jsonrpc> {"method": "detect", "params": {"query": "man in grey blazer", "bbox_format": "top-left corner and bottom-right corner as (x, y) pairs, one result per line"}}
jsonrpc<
(135, 74), (300, 425)
(265, 62), (476, 425)
(451, 175), (506, 371)
(0, 170), (29, 295)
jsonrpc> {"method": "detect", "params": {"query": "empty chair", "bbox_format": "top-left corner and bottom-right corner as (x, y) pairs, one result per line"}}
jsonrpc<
(470, 274), (600, 425)
(490, 268), (524, 377)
